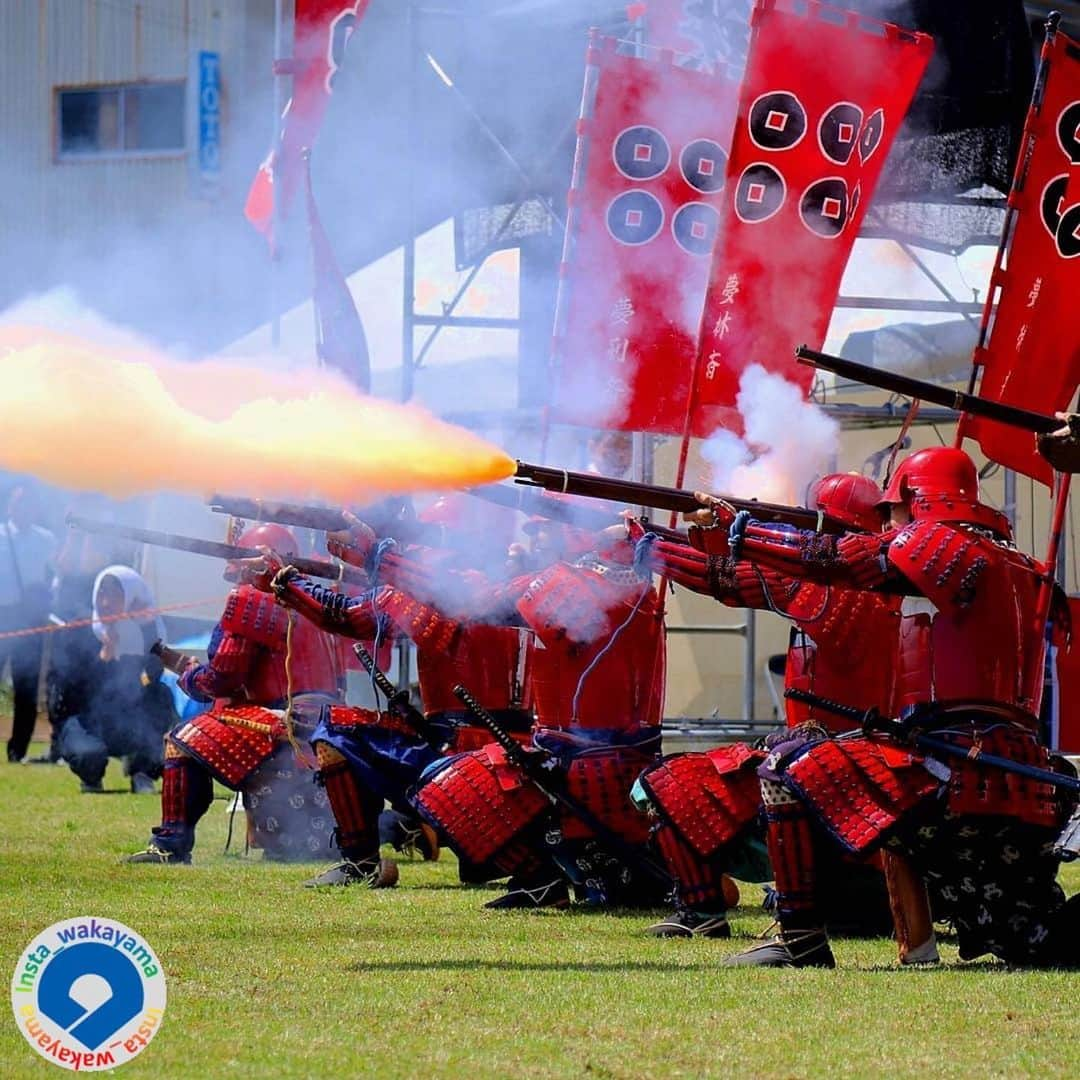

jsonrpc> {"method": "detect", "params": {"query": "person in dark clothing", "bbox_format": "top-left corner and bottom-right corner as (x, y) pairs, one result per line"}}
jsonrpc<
(59, 566), (175, 793)
(37, 502), (135, 764)
(0, 485), (56, 762)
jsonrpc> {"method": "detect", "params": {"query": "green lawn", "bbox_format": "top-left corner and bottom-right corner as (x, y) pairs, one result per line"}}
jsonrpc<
(1, 749), (1077, 1079)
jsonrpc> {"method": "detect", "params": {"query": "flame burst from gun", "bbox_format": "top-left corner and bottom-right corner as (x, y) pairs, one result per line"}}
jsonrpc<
(0, 327), (514, 501)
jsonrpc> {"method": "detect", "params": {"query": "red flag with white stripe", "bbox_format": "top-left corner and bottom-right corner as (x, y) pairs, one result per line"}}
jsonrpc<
(244, 1), (371, 246)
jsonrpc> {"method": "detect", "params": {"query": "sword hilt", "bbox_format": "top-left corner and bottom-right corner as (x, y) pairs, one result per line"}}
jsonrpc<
(353, 642), (405, 705)
(453, 683), (523, 761)
(784, 687), (870, 723)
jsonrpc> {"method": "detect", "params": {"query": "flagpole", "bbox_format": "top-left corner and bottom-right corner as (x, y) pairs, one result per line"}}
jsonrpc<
(402, 0), (417, 402)
(270, 0), (286, 349)
(1029, 471), (1072, 710)
(957, 12), (1059, 429)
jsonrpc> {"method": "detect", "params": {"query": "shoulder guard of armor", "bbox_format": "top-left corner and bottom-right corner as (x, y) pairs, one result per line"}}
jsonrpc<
(887, 520), (992, 608)
(220, 585), (291, 648)
(518, 561), (648, 645)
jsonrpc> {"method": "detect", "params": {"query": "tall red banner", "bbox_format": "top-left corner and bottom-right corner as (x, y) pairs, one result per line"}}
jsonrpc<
(691, 0), (932, 436)
(245, 1), (371, 243)
(551, 37), (739, 434)
(960, 27), (1080, 485)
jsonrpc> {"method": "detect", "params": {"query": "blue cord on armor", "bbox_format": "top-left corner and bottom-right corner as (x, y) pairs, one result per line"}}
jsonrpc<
(570, 583), (652, 722)
(632, 532), (659, 579)
(728, 510), (752, 560)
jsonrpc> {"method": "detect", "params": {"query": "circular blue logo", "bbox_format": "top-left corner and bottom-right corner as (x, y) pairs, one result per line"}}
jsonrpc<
(11, 917), (166, 1071)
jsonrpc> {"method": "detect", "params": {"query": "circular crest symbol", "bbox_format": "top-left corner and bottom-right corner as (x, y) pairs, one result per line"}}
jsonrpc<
(612, 125), (671, 181)
(11, 917), (166, 1071)
(606, 191), (665, 245)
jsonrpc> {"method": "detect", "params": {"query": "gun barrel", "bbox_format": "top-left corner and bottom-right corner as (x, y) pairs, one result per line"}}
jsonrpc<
(795, 345), (1061, 434)
(66, 515), (367, 586)
(466, 483), (617, 531)
(207, 495), (351, 533)
(513, 462), (848, 533)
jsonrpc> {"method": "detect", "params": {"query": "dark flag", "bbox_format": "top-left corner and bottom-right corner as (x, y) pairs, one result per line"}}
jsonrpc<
(305, 154), (370, 392)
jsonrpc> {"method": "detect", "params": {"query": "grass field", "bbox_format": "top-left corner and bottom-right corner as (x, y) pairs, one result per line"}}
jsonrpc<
(2, 747), (1078, 1079)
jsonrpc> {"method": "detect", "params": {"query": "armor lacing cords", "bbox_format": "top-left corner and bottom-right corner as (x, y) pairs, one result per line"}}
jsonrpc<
(570, 582), (652, 723)
(282, 610), (307, 766)
(758, 918), (780, 940)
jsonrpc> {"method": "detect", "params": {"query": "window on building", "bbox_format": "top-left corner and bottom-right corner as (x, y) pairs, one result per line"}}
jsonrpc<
(57, 82), (185, 157)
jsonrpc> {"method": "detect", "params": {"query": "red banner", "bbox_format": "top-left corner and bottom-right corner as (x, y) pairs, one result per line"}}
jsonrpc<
(244, 1), (371, 244)
(551, 37), (739, 434)
(691, 0), (932, 436)
(961, 27), (1080, 484)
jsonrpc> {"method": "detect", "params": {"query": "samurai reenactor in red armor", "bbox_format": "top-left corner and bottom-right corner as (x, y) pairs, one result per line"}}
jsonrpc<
(692, 447), (1080, 967)
(124, 524), (349, 868)
(632, 474), (900, 938)
(252, 498), (536, 888)
(412, 514), (670, 910)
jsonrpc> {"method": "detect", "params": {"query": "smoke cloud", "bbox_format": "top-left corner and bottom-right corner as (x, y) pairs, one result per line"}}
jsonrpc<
(700, 364), (839, 503)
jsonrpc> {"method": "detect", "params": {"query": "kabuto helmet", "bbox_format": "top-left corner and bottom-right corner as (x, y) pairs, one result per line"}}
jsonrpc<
(809, 473), (882, 533)
(878, 447), (1011, 536)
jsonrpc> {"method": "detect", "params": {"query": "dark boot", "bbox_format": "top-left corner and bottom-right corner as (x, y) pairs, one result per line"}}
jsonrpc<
(647, 908), (731, 939)
(722, 929), (835, 968)
(302, 856), (399, 888)
(123, 841), (192, 866)
(485, 872), (570, 910)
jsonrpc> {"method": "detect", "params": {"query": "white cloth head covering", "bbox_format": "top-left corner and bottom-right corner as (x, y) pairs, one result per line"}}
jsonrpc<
(91, 565), (165, 657)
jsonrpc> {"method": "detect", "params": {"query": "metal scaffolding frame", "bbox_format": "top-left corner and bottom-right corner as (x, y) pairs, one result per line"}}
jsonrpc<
(390, 2), (1022, 736)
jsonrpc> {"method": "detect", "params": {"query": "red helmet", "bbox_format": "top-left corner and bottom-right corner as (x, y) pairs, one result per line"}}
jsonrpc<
(879, 447), (1011, 536)
(236, 523), (298, 556)
(879, 447), (979, 507)
(809, 473), (882, 533)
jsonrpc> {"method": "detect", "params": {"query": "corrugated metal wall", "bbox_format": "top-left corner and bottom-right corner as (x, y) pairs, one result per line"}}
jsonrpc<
(0, 0), (283, 340)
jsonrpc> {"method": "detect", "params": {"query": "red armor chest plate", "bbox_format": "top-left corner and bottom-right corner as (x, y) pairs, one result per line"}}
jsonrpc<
(528, 589), (664, 732)
(784, 590), (901, 730)
(416, 624), (533, 715)
(889, 524), (1045, 710)
(244, 616), (341, 705)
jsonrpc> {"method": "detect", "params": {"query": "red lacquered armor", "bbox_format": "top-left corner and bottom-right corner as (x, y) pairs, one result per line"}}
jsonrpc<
(516, 560), (664, 733)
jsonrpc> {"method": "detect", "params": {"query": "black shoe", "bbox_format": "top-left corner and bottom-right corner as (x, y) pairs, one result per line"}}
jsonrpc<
(25, 753), (61, 765)
(302, 857), (399, 888)
(647, 909), (731, 939)
(485, 876), (570, 910)
(123, 845), (192, 865)
(80, 779), (104, 794)
(722, 929), (836, 968)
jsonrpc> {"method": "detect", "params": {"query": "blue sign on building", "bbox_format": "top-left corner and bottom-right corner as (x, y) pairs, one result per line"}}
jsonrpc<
(197, 50), (221, 191)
